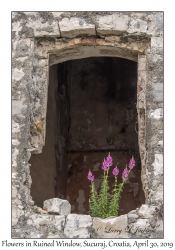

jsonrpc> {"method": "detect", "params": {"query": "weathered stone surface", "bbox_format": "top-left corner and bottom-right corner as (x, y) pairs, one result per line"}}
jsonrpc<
(138, 55), (146, 71)
(12, 139), (20, 146)
(97, 14), (128, 36)
(149, 185), (163, 204)
(13, 39), (31, 58)
(12, 21), (22, 34)
(93, 215), (128, 238)
(151, 37), (163, 48)
(152, 154), (163, 176)
(138, 205), (155, 218)
(12, 100), (26, 115)
(43, 198), (71, 215)
(59, 17), (95, 38)
(12, 148), (19, 169)
(157, 140), (163, 147)
(147, 13), (163, 36)
(30, 214), (65, 230)
(151, 83), (163, 102)
(156, 219), (163, 231)
(128, 19), (147, 34)
(32, 216), (52, 226)
(133, 218), (148, 228)
(26, 20), (60, 37)
(12, 205), (24, 226)
(12, 121), (20, 133)
(12, 68), (24, 81)
(149, 108), (163, 119)
(128, 213), (139, 223)
(129, 218), (153, 237)
(138, 91), (145, 109)
(55, 215), (66, 230)
(12, 186), (18, 198)
(47, 233), (62, 238)
(64, 214), (92, 238)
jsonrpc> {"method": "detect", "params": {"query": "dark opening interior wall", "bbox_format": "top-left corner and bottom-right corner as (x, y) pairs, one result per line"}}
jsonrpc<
(29, 65), (58, 208)
(30, 57), (145, 214)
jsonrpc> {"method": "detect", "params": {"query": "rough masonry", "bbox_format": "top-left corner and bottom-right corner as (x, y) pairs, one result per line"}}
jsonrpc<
(12, 11), (163, 238)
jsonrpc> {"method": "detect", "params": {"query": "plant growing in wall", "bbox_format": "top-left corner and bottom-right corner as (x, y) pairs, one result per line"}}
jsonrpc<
(87, 153), (135, 218)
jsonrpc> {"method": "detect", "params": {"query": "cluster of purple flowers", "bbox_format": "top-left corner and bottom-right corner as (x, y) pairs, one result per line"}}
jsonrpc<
(122, 168), (128, 179)
(87, 171), (94, 181)
(87, 154), (135, 181)
(102, 154), (113, 171)
(112, 167), (119, 176)
(128, 156), (135, 169)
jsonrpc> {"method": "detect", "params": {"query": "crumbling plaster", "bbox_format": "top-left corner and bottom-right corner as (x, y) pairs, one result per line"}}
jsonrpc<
(12, 11), (163, 238)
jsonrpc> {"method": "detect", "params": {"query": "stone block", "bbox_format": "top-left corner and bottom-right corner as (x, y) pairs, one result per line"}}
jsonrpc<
(26, 20), (60, 37)
(12, 21), (22, 33)
(12, 148), (19, 168)
(129, 219), (153, 237)
(93, 215), (128, 238)
(16, 56), (28, 62)
(12, 186), (18, 198)
(59, 17), (95, 38)
(12, 100), (26, 115)
(43, 198), (71, 215)
(12, 68), (25, 81)
(151, 37), (163, 48)
(152, 154), (163, 176)
(13, 39), (31, 57)
(147, 13), (163, 36)
(128, 19), (147, 34)
(138, 205), (155, 218)
(97, 14), (128, 36)
(12, 121), (20, 133)
(149, 108), (163, 119)
(12, 205), (24, 226)
(156, 219), (163, 231)
(27, 219), (33, 225)
(64, 214), (92, 238)
(30, 135), (39, 149)
(149, 186), (163, 204)
(128, 210), (137, 214)
(128, 214), (139, 223)
(32, 215), (53, 226)
(31, 214), (66, 231)
(54, 215), (66, 231)
(157, 140), (163, 147)
(12, 147), (19, 157)
(151, 83), (163, 102)
(138, 91), (145, 109)
(138, 55), (146, 71)
(133, 219), (149, 228)
(12, 139), (20, 146)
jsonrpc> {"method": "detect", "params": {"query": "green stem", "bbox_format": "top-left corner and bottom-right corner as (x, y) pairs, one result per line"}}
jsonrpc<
(89, 181), (99, 217)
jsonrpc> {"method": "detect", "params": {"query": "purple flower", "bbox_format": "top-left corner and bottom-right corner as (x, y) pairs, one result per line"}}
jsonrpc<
(112, 167), (119, 176)
(106, 153), (113, 166)
(102, 153), (113, 171)
(122, 168), (128, 179)
(87, 171), (94, 181)
(102, 160), (109, 171)
(128, 157), (135, 169)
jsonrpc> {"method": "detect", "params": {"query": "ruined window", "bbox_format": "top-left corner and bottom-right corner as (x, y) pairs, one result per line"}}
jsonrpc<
(29, 57), (145, 215)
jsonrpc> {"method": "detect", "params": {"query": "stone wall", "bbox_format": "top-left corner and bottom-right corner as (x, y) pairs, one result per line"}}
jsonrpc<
(12, 11), (163, 238)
